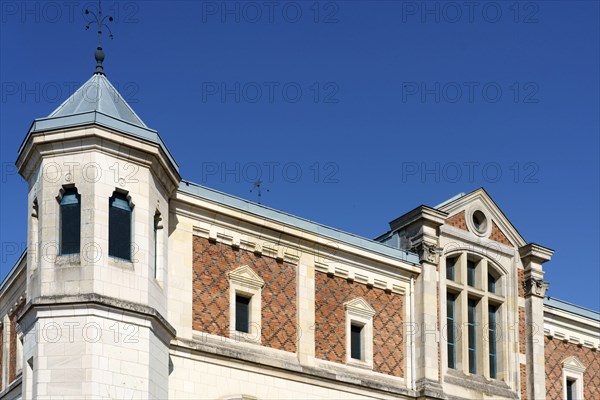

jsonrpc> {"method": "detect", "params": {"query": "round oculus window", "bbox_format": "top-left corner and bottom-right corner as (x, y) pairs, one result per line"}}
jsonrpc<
(472, 210), (488, 233)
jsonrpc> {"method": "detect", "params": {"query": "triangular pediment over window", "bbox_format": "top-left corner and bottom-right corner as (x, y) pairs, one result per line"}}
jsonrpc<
(228, 265), (264, 290)
(562, 356), (586, 372)
(344, 297), (376, 318)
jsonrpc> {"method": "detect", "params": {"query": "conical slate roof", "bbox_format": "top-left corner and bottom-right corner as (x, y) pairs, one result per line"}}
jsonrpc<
(20, 73), (178, 172)
(48, 73), (147, 128)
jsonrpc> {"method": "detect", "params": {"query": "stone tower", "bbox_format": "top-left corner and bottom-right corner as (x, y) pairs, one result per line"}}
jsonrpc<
(15, 67), (179, 398)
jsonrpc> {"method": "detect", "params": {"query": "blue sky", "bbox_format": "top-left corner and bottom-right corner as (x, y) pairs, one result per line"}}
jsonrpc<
(0, 1), (598, 310)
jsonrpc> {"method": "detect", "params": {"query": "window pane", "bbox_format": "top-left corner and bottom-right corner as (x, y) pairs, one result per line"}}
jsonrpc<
(235, 295), (250, 333)
(60, 189), (80, 255)
(109, 193), (132, 260)
(489, 305), (498, 379)
(350, 324), (362, 360)
(468, 299), (477, 374)
(467, 260), (476, 287)
(488, 274), (496, 293)
(446, 257), (455, 281)
(566, 379), (574, 400)
(447, 293), (456, 369)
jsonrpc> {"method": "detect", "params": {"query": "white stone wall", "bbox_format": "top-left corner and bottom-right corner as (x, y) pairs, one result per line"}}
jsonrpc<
(20, 307), (170, 399)
(168, 352), (397, 400)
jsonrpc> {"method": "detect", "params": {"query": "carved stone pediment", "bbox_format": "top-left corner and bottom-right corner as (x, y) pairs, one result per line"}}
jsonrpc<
(344, 297), (376, 319)
(227, 265), (264, 290)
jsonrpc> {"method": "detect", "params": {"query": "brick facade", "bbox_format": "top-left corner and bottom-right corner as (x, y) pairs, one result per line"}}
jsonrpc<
(8, 303), (24, 384)
(520, 363), (528, 400)
(519, 306), (527, 355)
(314, 272), (404, 377)
(490, 221), (511, 246)
(545, 337), (600, 400)
(192, 236), (297, 353)
(445, 211), (468, 231)
(518, 269), (525, 298)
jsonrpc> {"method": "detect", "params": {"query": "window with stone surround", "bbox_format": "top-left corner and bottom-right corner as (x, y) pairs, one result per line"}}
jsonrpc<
(344, 297), (376, 368)
(108, 190), (134, 261)
(153, 210), (163, 279)
(57, 186), (81, 255)
(228, 265), (264, 343)
(444, 252), (505, 380)
(562, 356), (586, 400)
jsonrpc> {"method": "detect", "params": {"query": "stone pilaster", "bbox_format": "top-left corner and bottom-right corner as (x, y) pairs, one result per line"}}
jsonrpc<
(296, 263), (316, 366)
(392, 206), (447, 394)
(519, 243), (553, 400)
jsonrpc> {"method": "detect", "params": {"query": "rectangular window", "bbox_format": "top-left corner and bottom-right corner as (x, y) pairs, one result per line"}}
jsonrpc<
(59, 189), (81, 255)
(468, 299), (477, 374)
(488, 274), (496, 293)
(447, 293), (456, 369)
(350, 324), (363, 360)
(489, 304), (498, 379)
(446, 257), (456, 281)
(235, 295), (251, 333)
(109, 194), (132, 260)
(467, 260), (476, 287)
(566, 379), (575, 400)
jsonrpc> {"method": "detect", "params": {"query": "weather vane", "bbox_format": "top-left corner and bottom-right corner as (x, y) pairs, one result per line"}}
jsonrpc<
(84, 0), (114, 75)
(250, 180), (269, 205)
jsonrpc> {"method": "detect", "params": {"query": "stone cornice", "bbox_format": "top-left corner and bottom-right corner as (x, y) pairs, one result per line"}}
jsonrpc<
(18, 293), (177, 339)
(16, 125), (181, 195)
(174, 334), (415, 398)
(389, 205), (448, 232)
(518, 243), (554, 265)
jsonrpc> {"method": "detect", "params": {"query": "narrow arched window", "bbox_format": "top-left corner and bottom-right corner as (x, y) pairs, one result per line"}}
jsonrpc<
(59, 187), (81, 255)
(109, 191), (133, 260)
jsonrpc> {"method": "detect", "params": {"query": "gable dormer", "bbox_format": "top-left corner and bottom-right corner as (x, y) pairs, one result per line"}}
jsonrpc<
(437, 188), (526, 250)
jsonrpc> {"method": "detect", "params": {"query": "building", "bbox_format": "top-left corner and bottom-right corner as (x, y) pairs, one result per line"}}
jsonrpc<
(0, 52), (598, 400)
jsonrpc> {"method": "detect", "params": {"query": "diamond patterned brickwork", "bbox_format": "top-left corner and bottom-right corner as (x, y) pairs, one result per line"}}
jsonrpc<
(314, 272), (404, 377)
(520, 363), (528, 400)
(490, 221), (511, 246)
(545, 336), (600, 400)
(192, 236), (297, 353)
(518, 269), (525, 298)
(8, 302), (24, 384)
(519, 306), (526, 355)
(445, 210), (468, 231)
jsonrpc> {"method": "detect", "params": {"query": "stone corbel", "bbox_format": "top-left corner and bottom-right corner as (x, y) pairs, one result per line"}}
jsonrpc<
(411, 240), (441, 264)
(523, 276), (549, 298)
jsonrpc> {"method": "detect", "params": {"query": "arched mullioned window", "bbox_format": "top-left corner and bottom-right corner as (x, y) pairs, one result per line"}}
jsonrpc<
(58, 187), (81, 255)
(109, 191), (133, 261)
(444, 253), (505, 380)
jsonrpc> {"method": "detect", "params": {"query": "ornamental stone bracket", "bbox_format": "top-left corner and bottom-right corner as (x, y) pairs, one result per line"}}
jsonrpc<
(519, 243), (553, 298)
(411, 241), (441, 264)
(523, 276), (549, 298)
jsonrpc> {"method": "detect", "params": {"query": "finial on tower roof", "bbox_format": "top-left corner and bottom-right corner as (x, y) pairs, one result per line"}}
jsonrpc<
(85, 0), (114, 75)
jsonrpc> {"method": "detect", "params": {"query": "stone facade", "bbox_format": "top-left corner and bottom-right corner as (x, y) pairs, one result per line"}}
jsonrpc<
(0, 71), (598, 400)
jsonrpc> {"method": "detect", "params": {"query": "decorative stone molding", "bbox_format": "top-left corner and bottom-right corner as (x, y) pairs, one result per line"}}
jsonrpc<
(523, 276), (549, 298)
(55, 183), (77, 203)
(412, 242), (440, 264)
(562, 356), (586, 399)
(345, 297), (376, 369)
(228, 265), (265, 291)
(344, 297), (376, 320)
(228, 265), (264, 343)
(465, 206), (492, 238)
